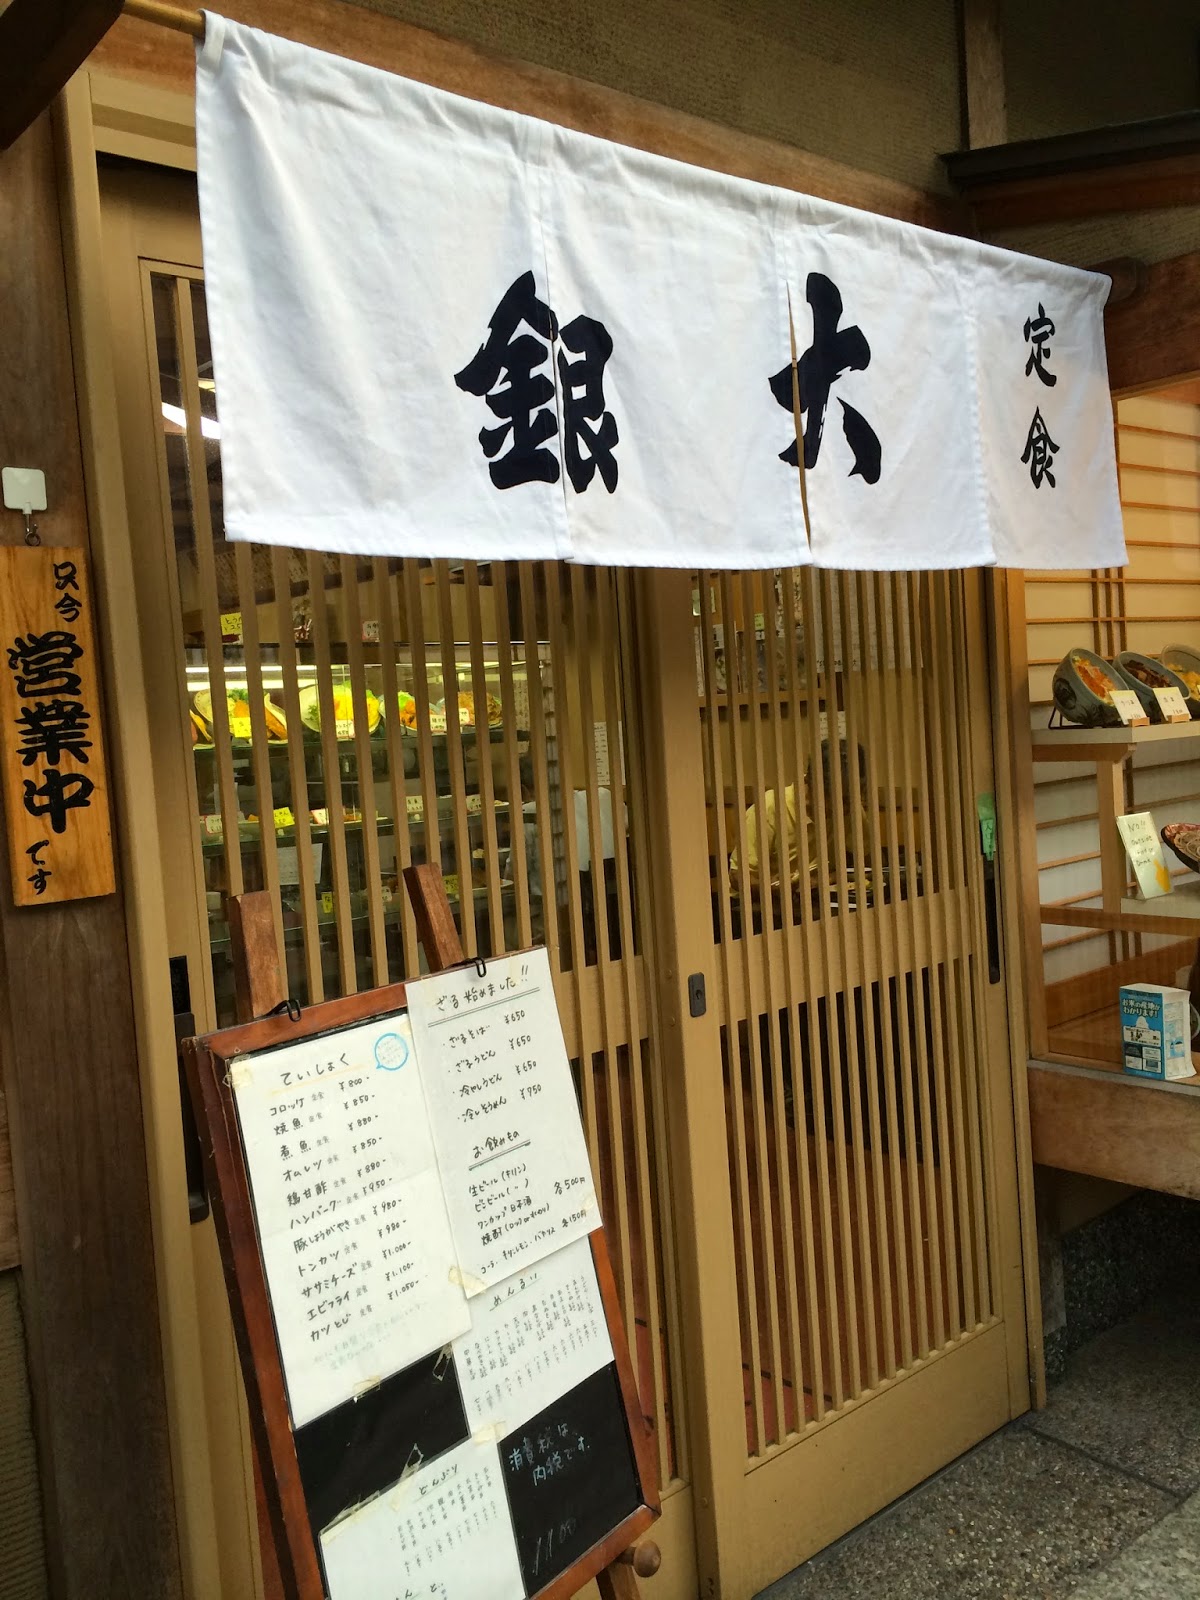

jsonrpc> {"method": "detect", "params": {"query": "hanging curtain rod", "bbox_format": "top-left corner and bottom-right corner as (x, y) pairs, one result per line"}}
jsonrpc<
(124, 0), (207, 38)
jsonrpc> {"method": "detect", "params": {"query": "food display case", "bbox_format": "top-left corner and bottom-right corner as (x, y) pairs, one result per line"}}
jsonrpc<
(186, 639), (551, 1022)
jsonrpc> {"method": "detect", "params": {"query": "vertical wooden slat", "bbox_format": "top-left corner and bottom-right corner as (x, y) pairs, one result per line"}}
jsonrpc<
(868, 571), (917, 1370)
(937, 575), (987, 1333)
(305, 551), (356, 995)
(892, 573), (942, 1353)
(908, 569), (953, 1344)
(760, 571), (813, 1426)
(340, 557), (389, 989)
(698, 575), (765, 1447)
(463, 566), (506, 954)
(734, 570), (788, 1441)
(543, 567), (601, 1173)
(270, 547), (323, 1004)
(492, 563), (533, 951)
(777, 570), (832, 1420)
(434, 561), (478, 959)
(518, 565), (563, 967)
(373, 559), (421, 977)
(947, 572), (998, 1323)
(174, 279), (242, 899)
(837, 569), (897, 1380)
(401, 562), (442, 894)
(570, 567), (637, 1365)
(740, 570), (805, 1435)
(924, 571), (978, 1334)
(712, 572), (770, 1450)
(815, 573), (878, 1393)
(807, 570), (866, 1398)
(789, 569), (851, 1412)
(230, 540), (285, 972)
(606, 570), (674, 1481)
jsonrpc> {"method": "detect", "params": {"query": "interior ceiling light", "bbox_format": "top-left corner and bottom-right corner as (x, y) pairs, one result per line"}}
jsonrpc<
(162, 401), (221, 440)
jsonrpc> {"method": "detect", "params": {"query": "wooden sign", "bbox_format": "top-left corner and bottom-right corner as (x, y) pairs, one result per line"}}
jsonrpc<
(185, 906), (659, 1600)
(0, 546), (115, 905)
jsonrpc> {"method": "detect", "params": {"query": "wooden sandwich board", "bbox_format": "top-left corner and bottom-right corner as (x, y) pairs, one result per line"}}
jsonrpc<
(184, 866), (661, 1600)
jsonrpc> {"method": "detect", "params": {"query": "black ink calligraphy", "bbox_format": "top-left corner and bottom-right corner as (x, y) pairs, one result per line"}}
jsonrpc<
(14, 699), (92, 766)
(52, 560), (82, 624)
(455, 272), (618, 493)
(25, 838), (50, 896)
(1023, 303), (1057, 388)
(7, 631), (83, 697)
(1021, 406), (1059, 489)
(770, 272), (882, 484)
(1021, 301), (1060, 487)
(22, 768), (95, 835)
(7, 580), (96, 850)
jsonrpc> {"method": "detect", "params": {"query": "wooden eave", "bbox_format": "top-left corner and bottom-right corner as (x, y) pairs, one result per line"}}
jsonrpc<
(942, 111), (1200, 230)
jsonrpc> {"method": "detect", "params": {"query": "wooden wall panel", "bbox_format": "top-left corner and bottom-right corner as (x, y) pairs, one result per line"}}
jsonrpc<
(0, 1085), (17, 1272)
(87, 1), (962, 230)
(0, 113), (182, 1599)
(1106, 250), (1200, 397)
(0, 1273), (48, 1599)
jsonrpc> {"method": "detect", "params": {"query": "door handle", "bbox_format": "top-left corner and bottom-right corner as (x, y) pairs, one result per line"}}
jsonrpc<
(170, 955), (209, 1224)
(976, 795), (1001, 985)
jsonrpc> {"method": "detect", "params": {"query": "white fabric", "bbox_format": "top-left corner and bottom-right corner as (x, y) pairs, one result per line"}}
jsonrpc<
(540, 129), (807, 568)
(195, 15), (1126, 572)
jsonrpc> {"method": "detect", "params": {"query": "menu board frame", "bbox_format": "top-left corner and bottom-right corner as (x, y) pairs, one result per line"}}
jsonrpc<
(184, 953), (659, 1600)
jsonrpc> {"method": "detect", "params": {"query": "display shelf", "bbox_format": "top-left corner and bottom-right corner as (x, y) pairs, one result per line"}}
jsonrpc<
(1031, 720), (1200, 761)
(1028, 1057), (1200, 1201)
(1040, 877), (1200, 936)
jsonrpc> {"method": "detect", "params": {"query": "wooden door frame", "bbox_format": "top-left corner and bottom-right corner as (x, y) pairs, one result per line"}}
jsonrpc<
(55, 29), (1039, 1599)
(0, 101), (184, 1600)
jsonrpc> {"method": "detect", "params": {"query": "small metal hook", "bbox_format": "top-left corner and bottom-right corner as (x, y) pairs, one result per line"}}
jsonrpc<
(473, 956), (487, 977)
(23, 513), (40, 547)
(266, 997), (302, 1022)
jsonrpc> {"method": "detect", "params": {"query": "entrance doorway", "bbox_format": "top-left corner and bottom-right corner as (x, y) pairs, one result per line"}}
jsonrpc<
(98, 158), (1030, 1600)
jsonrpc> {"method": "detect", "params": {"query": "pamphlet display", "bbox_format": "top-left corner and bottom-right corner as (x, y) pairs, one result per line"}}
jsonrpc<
(187, 918), (657, 1600)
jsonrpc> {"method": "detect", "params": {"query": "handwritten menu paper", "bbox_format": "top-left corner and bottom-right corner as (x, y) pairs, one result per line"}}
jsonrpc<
(231, 1013), (470, 1428)
(454, 1236), (613, 1438)
(319, 1436), (524, 1600)
(1117, 811), (1172, 900)
(407, 950), (598, 1291)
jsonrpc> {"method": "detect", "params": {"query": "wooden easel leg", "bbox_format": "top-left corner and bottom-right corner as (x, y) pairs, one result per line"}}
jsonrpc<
(596, 1561), (642, 1600)
(229, 891), (290, 1600)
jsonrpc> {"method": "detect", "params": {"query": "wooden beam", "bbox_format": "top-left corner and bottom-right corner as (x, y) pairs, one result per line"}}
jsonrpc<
(86, 1), (964, 231)
(964, 152), (1200, 230)
(1105, 249), (1200, 396)
(957, 0), (1007, 149)
(943, 111), (1200, 229)
(0, 0), (122, 150)
(0, 112), (182, 1599)
(1029, 1062), (1200, 1200)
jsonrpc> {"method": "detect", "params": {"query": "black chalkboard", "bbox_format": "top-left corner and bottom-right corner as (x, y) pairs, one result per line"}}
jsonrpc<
(499, 1363), (643, 1596)
(297, 1345), (469, 1539)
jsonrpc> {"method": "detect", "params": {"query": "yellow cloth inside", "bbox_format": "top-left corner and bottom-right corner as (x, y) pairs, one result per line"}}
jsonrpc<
(730, 779), (871, 892)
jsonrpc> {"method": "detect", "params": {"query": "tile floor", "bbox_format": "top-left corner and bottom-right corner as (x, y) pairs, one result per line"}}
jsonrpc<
(757, 1289), (1200, 1600)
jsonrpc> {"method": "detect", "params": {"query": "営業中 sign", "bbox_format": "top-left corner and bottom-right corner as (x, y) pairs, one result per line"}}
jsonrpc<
(0, 546), (115, 906)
